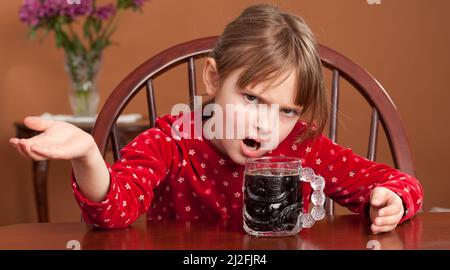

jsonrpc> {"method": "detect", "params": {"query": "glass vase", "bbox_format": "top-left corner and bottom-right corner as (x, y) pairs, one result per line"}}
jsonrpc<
(64, 51), (101, 117)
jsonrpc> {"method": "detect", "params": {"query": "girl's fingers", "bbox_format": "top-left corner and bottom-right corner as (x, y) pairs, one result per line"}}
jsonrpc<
(17, 140), (32, 159)
(378, 203), (402, 217)
(10, 140), (29, 159)
(370, 187), (389, 207)
(9, 138), (19, 144)
(374, 214), (401, 226)
(29, 143), (61, 159)
(29, 144), (53, 159)
(19, 139), (48, 160)
(371, 223), (396, 235)
(23, 116), (53, 132)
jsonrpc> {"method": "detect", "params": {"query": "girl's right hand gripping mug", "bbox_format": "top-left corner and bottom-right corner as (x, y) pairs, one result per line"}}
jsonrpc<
(243, 156), (326, 237)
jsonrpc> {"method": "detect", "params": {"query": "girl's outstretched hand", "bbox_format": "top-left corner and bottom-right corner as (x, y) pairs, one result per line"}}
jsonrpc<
(369, 187), (405, 235)
(9, 116), (97, 161)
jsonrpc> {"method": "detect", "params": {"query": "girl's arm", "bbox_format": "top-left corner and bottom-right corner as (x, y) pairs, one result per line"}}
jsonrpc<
(71, 127), (179, 229)
(70, 143), (110, 203)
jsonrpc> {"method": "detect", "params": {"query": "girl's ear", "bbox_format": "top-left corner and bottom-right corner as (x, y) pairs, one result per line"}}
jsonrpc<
(202, 57), (220, 96)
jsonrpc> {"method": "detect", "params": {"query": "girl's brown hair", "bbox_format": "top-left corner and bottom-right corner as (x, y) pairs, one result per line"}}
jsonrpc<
(211, 4), (328, 142)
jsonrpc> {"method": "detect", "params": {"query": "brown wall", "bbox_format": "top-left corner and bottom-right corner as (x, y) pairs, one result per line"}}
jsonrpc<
(1, 0), (449, 226)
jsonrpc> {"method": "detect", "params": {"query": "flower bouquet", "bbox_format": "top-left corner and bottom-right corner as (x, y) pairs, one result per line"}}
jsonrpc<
(19, 0), (148, 116)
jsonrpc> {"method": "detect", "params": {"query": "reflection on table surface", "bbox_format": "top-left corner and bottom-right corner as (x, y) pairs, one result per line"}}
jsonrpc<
(0, 213), (448, 250)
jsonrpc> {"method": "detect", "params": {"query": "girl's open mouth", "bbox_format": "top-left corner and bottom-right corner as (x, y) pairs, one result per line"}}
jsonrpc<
(243, 138), (261, 151)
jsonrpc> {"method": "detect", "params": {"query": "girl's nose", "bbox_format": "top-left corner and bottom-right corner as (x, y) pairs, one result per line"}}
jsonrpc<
(253, 119), (272, 136)
(247, 105), (279, 138)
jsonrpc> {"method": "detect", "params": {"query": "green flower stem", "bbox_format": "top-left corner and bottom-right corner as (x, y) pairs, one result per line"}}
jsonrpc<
(73, 90), (91, 116)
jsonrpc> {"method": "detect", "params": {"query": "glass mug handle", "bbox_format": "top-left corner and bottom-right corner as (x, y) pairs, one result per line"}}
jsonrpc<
(296, 167), (326, 228)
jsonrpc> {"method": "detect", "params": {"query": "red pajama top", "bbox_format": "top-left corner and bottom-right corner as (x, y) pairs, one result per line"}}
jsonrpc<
(71, 113), (424, 229)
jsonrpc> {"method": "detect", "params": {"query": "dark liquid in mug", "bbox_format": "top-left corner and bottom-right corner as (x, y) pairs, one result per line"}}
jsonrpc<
(244, 168), (302, 232)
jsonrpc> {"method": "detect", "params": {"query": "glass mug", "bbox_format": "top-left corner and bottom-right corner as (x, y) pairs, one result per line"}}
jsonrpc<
(243, 156), (326, 237)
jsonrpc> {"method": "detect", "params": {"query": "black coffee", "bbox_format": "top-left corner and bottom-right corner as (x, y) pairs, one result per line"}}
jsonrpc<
(244, 168), (302, 232)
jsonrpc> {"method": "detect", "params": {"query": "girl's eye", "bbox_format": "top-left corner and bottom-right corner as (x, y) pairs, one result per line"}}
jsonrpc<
(244, 94), (258, 103)
(281, 108), (298, 117)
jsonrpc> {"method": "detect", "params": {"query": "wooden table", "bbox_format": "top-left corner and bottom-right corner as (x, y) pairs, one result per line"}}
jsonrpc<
(0, 213), (449, 250)
(14, 120), (149, 223)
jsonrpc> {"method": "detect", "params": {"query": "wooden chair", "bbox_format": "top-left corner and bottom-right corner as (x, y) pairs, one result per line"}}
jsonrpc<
(91, 36), (416, 217)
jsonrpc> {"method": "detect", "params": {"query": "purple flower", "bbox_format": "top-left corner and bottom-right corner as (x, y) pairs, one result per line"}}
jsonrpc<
(58, 0), (93, 19)
(19, 0), (94, 26)
(19, 0), (42, 27)
(92, 4), (116, 21)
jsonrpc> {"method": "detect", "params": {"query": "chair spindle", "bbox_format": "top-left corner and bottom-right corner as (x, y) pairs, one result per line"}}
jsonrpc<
(367, 108), (379, 161)
(326, 69), (340, 217)
(110, 123), (121, 162)
(188, 57), (197, 109)
(145, 79), (157, 127)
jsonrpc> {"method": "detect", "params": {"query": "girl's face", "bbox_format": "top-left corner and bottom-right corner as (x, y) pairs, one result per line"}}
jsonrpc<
(203, 58), (303, 165)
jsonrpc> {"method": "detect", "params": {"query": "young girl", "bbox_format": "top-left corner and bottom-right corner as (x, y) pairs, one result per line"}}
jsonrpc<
(9, 4), (423, 235)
